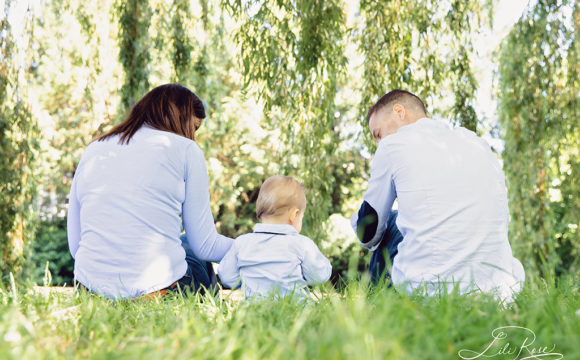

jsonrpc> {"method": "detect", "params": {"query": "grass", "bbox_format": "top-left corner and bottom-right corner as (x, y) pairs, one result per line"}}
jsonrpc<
(0, 275), (578, 360)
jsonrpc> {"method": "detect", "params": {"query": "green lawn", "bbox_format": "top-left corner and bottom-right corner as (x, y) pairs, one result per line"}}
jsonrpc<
(0, 276), (578, 359)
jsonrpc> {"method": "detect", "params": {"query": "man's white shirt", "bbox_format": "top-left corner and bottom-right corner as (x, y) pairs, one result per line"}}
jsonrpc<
(351, 118), (525, 300)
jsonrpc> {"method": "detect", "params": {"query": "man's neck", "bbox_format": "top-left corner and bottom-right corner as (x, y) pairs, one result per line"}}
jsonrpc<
(405, 112), (427, 125)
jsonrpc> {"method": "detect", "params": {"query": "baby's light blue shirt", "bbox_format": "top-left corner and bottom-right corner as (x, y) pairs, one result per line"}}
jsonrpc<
(218, 223), (332, 300)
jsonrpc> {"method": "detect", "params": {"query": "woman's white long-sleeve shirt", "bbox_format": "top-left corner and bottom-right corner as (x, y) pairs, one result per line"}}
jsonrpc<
(67, 126), (233, 299)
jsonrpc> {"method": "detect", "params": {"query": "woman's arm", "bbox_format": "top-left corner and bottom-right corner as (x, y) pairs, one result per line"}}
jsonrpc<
(67, 175), (81, 259)
(182, 142), (233, 262)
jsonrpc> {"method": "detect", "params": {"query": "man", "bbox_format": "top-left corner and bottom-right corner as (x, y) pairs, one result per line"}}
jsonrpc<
(351, 89), (524, 300)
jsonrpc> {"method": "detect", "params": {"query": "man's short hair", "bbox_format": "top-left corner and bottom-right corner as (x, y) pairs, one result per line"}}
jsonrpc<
(367, 89), (427, 123)
(256, 176), (306, 221)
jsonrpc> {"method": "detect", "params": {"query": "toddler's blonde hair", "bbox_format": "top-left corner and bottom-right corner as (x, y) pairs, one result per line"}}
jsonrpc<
(256, 176), (306, 221)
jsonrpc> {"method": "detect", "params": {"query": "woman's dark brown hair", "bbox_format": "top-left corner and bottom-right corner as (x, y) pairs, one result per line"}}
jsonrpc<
(98, 84), (206, 144)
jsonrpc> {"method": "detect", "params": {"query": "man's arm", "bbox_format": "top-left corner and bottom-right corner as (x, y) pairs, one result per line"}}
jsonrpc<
(351, 141), (397, 251)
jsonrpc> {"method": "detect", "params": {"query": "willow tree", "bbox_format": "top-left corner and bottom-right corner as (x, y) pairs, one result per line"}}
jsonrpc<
(0, 1), (39, 279)
(497, 0), (579, 276)
(225, 0), (491, 239)
(224, 0), (348, 239)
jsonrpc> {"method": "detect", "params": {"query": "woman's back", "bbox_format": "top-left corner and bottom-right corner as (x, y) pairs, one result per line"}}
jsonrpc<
(70, 127), (205, 298)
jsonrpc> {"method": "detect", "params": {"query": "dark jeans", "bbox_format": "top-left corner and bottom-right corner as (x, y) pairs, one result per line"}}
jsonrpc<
(369, 210), (404, 284)
(177, 234), (218, 294)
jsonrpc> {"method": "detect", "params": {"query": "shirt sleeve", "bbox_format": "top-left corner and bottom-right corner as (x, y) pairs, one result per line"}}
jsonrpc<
(299, 237), (332, 285)
(217, 243), (241, 289)
(67, 173), (81, 259)
(351, 140), (397, 251)
(182, 142), (233, 262)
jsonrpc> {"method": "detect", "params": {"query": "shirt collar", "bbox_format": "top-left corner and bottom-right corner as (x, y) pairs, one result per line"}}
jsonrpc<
(253, 223), (298, 236)
(384, 117), (446, 139)
(403, 117), (450, 131)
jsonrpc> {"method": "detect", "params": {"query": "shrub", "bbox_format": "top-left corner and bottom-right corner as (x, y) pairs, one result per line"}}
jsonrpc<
(321, 214), (370, 284)
(26, 219), (74, 286)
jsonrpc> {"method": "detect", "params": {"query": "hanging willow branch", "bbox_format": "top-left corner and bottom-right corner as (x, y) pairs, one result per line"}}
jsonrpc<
(497, 0), (579, 276)
(359, 0), (490, 141)
(117, 0), (152, 112)
(171, 0), (193, 84)
(0, 1), (39, 279)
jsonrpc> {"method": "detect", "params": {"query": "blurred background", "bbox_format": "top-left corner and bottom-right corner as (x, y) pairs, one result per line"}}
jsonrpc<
(0, 0), (577, 286)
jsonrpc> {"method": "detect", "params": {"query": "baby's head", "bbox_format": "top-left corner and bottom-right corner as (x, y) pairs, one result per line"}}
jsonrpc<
(256, 175), (306, 233)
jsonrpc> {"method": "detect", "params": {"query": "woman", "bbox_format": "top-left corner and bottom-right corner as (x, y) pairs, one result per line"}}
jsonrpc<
(67, 84), (233, 299)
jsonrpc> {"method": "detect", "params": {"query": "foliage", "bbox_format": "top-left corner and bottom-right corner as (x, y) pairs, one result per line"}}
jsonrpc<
(25, 219), (73, 286)
(358, 0), (492, 146)
(0, 0), (39, 280)
(224, 0), (349, 241)
(497, 0), (579, 277)
(199, 99), (281, 238)
(0, 276), (578, 359)
(170, 0), (194, 83)
(116, 0), (152, 113)
(31, 0), (122, 219)
(320, 214), (370, 283)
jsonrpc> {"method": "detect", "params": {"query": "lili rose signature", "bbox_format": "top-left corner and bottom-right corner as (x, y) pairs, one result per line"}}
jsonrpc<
(458, 326), (563, 360)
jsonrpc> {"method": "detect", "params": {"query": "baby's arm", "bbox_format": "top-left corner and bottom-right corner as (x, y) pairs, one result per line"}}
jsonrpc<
(217, 244), (241, 289)
(300, 238), (332, 285)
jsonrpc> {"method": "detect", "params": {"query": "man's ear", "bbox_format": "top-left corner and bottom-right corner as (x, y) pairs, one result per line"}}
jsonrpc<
(393, 103), (406, 121)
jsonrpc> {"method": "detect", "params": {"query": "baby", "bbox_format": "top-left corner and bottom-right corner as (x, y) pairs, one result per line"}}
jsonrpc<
(218, 175), (332, 300)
